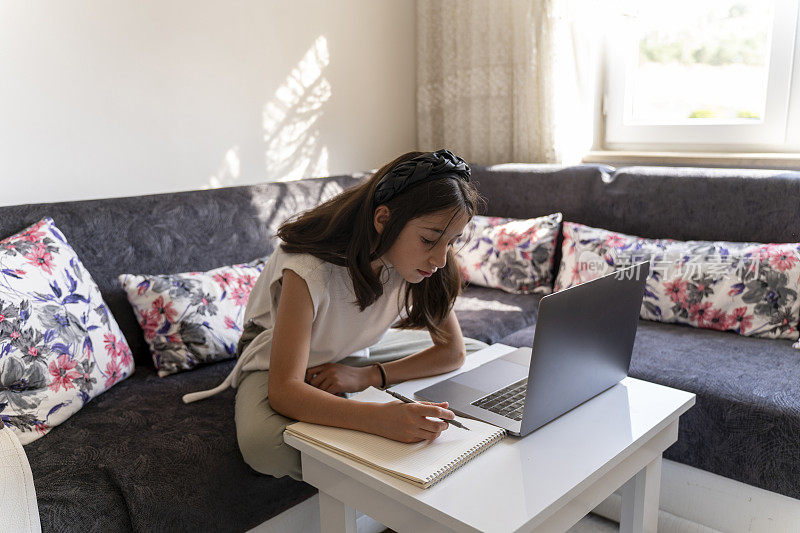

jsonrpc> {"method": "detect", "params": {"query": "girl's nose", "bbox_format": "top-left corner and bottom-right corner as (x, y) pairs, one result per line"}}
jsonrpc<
(430, 245), (447, 269)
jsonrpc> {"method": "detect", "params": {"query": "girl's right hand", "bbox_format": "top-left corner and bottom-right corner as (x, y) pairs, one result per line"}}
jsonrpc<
(372, 400), (455, 443)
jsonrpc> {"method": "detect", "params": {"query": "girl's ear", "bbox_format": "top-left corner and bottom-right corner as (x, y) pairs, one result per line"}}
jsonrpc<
(373, 205), (391, 235)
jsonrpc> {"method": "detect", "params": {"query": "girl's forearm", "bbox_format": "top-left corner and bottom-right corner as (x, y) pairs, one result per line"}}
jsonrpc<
(268, 378), (381, 431)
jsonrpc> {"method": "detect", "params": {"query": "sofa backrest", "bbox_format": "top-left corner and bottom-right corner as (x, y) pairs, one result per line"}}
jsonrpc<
(471, 164), (800, 244)
(4, 163), (800, 365)
(0, 175), (363, 365)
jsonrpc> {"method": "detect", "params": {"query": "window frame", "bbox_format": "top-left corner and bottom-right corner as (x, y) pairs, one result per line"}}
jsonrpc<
(603, 0), (800, 153)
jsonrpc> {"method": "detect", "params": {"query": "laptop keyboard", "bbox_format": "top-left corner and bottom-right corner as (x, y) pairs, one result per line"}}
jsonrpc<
(471, 378), (528, 421)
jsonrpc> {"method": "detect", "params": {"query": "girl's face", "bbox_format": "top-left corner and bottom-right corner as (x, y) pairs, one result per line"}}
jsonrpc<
(377, 208), (471, 284)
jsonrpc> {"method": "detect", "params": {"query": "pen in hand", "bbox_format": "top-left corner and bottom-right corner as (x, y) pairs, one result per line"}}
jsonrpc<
(384, 389), (470, 430)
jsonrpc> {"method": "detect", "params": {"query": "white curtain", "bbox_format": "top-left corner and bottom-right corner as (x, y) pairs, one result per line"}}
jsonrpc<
(416, 0), (600, 165)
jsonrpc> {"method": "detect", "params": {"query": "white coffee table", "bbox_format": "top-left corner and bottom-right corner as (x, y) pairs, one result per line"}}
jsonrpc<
(284, 343), (695, 533)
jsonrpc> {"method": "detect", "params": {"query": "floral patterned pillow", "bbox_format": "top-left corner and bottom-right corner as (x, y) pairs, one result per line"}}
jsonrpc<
(554, 222), (800, 341)
(0, 218), (134, 444)
(455, 213), (562, 294)
(119, 259), (267, 377)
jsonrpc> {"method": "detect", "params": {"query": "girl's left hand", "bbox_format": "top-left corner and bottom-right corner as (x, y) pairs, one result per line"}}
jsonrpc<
(305, 363), (376, 394)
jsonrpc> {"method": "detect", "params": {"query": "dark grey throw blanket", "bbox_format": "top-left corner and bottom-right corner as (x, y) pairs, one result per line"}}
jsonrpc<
(24, 360), (315, 532)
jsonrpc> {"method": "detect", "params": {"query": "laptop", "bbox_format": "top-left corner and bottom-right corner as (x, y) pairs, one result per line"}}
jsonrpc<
(415, 261), (650, 437)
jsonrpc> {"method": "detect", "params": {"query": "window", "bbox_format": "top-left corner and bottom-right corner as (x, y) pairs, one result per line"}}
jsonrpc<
(604, 0), (800, 152)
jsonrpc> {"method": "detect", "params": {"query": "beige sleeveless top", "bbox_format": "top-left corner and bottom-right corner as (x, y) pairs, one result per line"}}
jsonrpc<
(183, 245), (405, 403)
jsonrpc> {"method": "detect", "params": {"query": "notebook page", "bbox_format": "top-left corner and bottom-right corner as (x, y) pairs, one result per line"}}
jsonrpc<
(285, 387), (504, 484)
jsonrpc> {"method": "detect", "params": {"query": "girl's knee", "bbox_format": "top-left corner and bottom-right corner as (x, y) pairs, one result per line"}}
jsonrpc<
(236, 423), (302, 480)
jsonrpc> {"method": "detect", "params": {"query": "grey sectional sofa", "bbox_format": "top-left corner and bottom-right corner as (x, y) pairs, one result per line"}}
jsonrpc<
(3, 163), (800, 531)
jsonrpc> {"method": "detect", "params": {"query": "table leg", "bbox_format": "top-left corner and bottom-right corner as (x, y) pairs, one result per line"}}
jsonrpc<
(318, 491), (357, 533)
(619, 456), (662, 533)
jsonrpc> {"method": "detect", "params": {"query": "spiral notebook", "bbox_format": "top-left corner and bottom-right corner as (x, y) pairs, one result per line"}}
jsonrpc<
(284, 387), (506, 488)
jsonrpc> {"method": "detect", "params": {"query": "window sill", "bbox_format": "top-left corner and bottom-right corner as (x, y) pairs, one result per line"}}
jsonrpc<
(582, 151), (800, 171)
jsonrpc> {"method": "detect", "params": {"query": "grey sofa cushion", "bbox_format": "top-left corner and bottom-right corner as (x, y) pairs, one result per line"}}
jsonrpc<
(470, 163), (614, 221)
(25, 360), (315, 532)
(498, 319), (800, 499)
(0, 176), (363, 367)
(597, 167), (800, 243)
(471, 164), (800, 243)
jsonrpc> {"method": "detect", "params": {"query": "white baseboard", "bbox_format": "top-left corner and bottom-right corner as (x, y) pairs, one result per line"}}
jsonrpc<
(592, 459), (800, 533)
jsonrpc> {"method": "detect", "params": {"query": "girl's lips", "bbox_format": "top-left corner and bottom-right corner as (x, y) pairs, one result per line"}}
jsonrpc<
(417, 269), (432, 277)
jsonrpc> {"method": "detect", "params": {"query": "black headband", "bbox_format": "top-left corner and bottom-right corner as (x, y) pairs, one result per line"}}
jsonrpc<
(373, 149), (470, 206)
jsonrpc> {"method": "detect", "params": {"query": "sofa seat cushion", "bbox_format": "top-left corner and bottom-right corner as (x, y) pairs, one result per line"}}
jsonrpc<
(24, 361), (315, 532)
(630, 321), (800, 499)
(454, 287), (543, 344)
(498, 319), (800, 499)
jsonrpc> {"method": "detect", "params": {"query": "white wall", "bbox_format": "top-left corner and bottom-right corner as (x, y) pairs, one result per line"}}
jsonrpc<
(0, 1), (417, 207)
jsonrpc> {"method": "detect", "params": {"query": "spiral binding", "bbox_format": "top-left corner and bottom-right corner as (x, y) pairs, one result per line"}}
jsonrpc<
(425, 429), (507, 487)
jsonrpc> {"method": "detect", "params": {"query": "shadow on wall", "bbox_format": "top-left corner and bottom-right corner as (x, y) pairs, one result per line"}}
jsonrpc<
(204, 35), (332, 190)
(263, 35), (331, 182)
(204, 146), (242, 189)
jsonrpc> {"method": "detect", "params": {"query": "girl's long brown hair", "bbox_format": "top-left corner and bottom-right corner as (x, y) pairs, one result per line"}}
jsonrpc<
(277, 151), (484, 342)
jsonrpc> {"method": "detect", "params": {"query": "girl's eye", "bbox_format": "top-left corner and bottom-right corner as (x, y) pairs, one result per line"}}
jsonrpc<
(421, 236), (459, 246)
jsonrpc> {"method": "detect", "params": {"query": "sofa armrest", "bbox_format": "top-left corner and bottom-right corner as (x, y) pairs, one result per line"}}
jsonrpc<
(0, 425), (41, 532)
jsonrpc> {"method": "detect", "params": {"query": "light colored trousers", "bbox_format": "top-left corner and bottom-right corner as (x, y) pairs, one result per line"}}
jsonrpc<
(234, 328), (489, 481)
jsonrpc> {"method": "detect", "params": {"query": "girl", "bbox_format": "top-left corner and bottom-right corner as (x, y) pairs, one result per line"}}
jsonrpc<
(183, 149), (488, 480)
